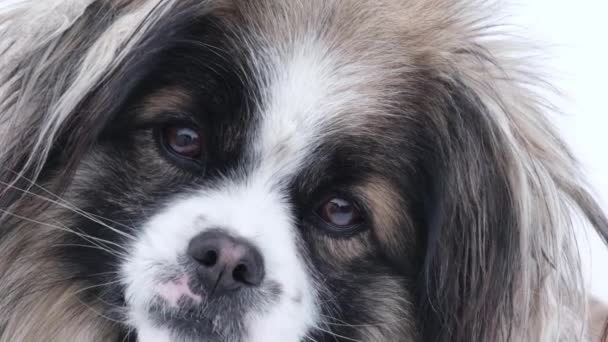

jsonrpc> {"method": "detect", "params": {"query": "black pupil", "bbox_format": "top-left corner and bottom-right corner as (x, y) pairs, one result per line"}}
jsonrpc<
(175, 129), (196, 147)
(326, 198), (356, 226)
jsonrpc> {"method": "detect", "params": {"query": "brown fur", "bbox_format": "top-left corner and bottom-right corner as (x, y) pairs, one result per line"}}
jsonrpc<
(357, 177), (415, 256)
(0, 205), (120, 342)
(133, 87), (193, 123)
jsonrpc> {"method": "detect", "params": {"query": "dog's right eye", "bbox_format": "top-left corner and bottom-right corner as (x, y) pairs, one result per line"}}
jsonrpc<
(164, 126), (203, 158)
(157, 123), (206, 172)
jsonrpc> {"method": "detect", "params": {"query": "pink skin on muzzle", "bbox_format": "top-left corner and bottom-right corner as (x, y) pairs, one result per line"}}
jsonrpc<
(155, 275), (202, 308)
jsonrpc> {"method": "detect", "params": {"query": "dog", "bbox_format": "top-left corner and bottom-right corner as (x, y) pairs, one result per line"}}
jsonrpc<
(0, 0), (607, 341)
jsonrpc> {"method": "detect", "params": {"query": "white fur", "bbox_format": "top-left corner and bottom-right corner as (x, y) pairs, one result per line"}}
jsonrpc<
(134, 313), (173, 342)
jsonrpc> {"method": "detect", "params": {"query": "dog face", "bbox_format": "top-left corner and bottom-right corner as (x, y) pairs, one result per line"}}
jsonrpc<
(65, 5), (423, 340)
(1, 1), (607, 342)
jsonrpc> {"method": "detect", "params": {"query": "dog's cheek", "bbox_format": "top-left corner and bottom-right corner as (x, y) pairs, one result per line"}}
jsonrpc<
(313, 266), (418, 341)
(356, 277), (418, 341)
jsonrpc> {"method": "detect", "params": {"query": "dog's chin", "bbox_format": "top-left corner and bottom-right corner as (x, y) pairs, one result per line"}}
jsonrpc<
(147, 307), (234, 342)
(139, 300), (244, 342)
(149, 310), (219, 341)
(134, 288), (247, 341)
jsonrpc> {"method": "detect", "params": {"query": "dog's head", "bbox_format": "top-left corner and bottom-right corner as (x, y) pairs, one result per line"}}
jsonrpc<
(1, 1), (607, 342)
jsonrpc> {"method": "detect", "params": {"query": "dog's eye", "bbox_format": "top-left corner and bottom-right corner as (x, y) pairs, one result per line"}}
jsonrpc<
(157, 123), (206, 171)
(317, 197), (363, 231)
(164, 126), (203, 158)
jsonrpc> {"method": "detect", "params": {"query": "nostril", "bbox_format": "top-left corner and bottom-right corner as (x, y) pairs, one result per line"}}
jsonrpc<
(187, 230), (265, 292)
(200, 250), (218, 267)
(232, 263), (249, 284)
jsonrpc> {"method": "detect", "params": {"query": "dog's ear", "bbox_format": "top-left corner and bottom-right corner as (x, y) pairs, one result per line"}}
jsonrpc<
(417, 77), (522, 342)
(416, 65), (608, 341)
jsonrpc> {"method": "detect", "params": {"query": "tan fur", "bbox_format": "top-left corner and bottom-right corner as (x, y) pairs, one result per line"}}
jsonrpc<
(0, 207), (120, 341)
(357, 177), (414, 256)
(312, 232), (370, 267)
(134, 87), (193, 123)
(1, 285), (119, 342)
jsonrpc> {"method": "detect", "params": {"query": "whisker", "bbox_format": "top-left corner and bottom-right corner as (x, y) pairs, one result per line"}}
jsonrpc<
(30, 278), (128, 327)
(0, 177), (136, 241)
(312, 325), (363, 342)
(48, 217), (130, 255)
(121, 327), (136, 342)
(70, 282), (129, 314)
(84, 270), (124, 277)
(84, 293), (128, 315)
(303, 334), (319, 342)
(0, 208), (128, 257)
(52, 243), (128, 259)
(75, 297), (127, 325)
(319, 313), (412, 328)
(0, 178), (137, 239)
(72, 279), (123, 296)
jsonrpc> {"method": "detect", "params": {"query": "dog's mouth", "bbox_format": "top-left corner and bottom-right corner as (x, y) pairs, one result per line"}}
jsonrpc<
(138, 273), (282, 341)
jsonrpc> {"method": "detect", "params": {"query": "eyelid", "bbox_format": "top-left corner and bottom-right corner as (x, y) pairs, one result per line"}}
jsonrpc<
(316, 191), (369, 216)
(130, 111), (199, 130)
(312, 214), (367, 237)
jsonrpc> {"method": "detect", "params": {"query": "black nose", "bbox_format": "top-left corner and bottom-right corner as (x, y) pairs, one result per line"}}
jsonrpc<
(187, 230), (265, 294)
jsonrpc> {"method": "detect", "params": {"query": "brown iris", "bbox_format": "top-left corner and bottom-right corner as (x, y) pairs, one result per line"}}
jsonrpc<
(164, 126), (203, 159)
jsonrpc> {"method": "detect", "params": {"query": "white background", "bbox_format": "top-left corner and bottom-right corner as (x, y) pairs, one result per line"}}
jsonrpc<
(1, 0), (606, 299)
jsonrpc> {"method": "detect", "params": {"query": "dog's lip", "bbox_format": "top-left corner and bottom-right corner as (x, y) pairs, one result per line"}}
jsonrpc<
(148, 291), (205, 317)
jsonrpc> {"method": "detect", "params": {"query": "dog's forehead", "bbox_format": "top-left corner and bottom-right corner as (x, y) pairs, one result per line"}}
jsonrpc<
(250, 42), (372, 179)
(237, 19), (404, 182)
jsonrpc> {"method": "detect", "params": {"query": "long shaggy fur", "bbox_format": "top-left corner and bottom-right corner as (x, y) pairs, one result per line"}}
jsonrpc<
(1, 0), (607, 341)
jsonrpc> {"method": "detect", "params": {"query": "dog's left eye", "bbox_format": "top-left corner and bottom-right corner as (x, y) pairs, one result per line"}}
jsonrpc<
(316, 197), (364, 232)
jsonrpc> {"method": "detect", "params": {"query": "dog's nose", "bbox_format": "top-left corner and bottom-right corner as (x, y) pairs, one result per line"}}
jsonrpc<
(187, 230), (264, 293)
